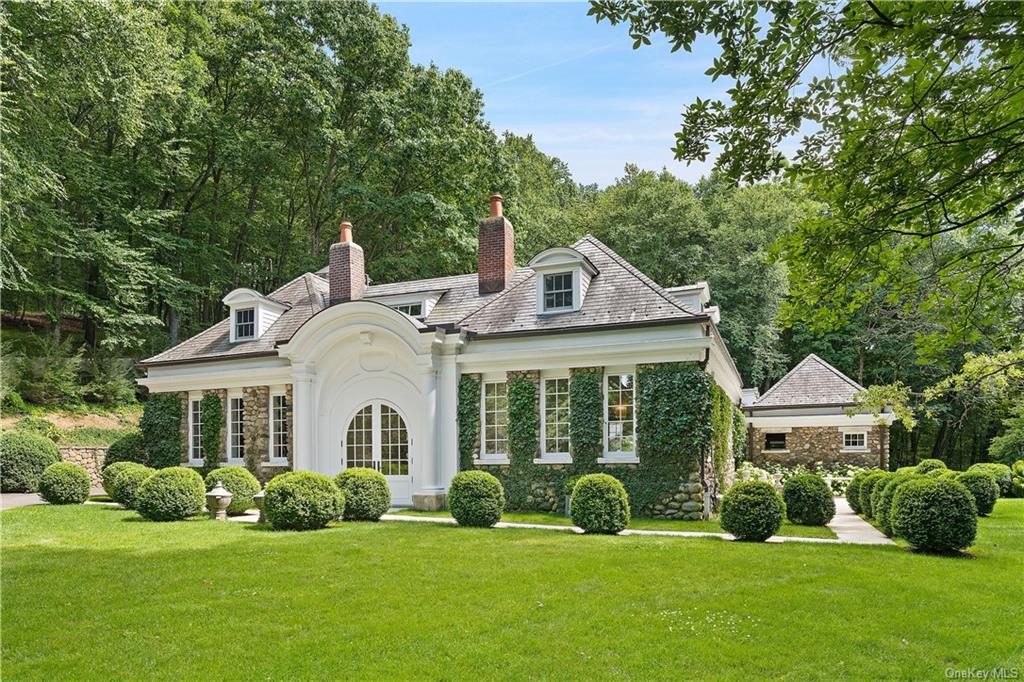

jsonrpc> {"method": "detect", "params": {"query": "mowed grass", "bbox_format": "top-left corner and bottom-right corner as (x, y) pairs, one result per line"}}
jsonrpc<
(3, 501), (1023, 680)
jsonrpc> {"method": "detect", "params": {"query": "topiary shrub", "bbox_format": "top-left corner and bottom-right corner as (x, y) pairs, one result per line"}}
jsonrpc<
(720, 481), (784, 542)
(113, 464), (155, 509)
(892, 478), (977, 552)
(869, 471), (895, 516)
(895, 466), (916, 474)
(1013, 460), (1024, 498)
(38, 462), (91, 504)
(448, 470), (505, 528)
(859, 470), (890, 518)
(570, 473), (630, 534)
(968, 463), (1013, 497)
(136, 467), (206, 522)
(845, 470), (870, 514)
(955, 470), (999, 516)
(205, 466), (260, 515)
(104, 431), (147, 468)
(0, 431), (61, 492)
(927, 467), (957, 479)
(875, 472), (922, 537)
(102, 461), (141, 500)
(782, 474), (835, 526)
(914, 458), (947, 474)
(264, 471), (344, 531)
(335, 467), (391, 521)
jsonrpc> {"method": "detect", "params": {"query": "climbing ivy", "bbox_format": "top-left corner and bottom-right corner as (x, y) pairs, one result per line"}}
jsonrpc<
(636, 362), (713, 467)
(507, 374), (538, 461)
(710, 384), (732, 487)
(457, 374), (481, 470)
(568, 368), (602, 462)
(731, 405), (747, 466)
(200, 393), (224, 474)
(139, 393), (181, 469)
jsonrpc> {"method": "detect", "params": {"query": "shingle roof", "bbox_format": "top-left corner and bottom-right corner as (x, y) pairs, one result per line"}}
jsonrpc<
(750, 354), (864, 408)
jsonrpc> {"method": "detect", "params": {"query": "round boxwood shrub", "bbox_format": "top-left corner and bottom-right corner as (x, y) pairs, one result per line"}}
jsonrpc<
(968, 463), (1013, 497)
(136, 467), (206, 522)
(38, 462), (91, 504)
(891, 478), (977, 552)
(0, 431), (61, 492)
(102, 461), (141, 500)
(955, 469), (999, 516)
(859, 471), (891, 518)
(782, 474), (835, 526)
(720, 481), (784, 542)
(113, 464), (155, 509)
(875, 472), (921, 537)
(925, 467), (955, 479)
(335, 467), (391, 521)
(448, 470), (505, 528)
(264, 471), (345, 531)
(103, 431), (147, 468)
(914, 458), (947, 474)
(845, 470), (870, 514)
(895, 466), (916, 474)
(205, 466), (260, 515)
(570, 473), (630, 534)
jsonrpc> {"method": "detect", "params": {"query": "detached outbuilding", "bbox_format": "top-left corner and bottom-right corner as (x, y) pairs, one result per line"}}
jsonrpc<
(742, 354), (894, 469)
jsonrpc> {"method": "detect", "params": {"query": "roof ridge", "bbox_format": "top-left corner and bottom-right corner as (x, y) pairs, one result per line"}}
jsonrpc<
(755, 354), (815, 404)
(806, 353), (865, 392)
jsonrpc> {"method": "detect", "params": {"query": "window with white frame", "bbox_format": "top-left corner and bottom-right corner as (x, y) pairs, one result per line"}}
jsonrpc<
(392, 302), (424, 318)
(234, 307), (255, 339)
(542, 377), (570, 457)
(605, 373), (635, 454)
(764, 433), (787, 451)
(189, 398), (203, 462)
(227, 396), (244, 461)
(270, 393), (289, 461)
(542, 272), (573, 312)
(481, 381), (508, 457)
(843, 431), (867, 450)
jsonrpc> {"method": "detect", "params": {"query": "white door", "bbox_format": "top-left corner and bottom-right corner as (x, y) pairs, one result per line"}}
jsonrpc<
(343, 401), (412, 506)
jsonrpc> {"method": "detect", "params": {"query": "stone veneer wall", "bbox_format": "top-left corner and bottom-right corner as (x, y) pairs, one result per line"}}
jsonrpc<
(60, 447), (106, 487)
(749, 424), (888, 469)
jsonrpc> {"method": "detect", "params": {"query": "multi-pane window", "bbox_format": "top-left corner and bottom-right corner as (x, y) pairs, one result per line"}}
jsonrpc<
(345, 405), (373, 469)
(235, 307), (255, 339)
(764, 433), (787, 451)
(605, 373), (635, 453)
(228, 396), (245, 461)
(189, 398), (203, 461)
(481, 381), (509, 457)
(380, 405), (409, 475)
(543, 378), (570, 455)
(543, 272), (573, 311)
(393, 302), (423, 318)
(843, 432), (867, 449)
(271, 394), (289, 461)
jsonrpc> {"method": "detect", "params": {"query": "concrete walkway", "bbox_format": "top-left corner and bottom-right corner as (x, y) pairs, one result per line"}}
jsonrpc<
(2, 488), (107, 511)
(827, 497), (893, 545)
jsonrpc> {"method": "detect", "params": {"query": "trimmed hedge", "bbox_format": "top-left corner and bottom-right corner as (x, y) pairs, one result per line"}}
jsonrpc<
(927, 467), (957, 479)
(205, 466), (260, 515)
(845, 470), (870, 514)
(875, 472), (921, 537)
(570, 473), (630, 534)
(113, 464), (155, 509)
(0, 431), (61, 492)
(859, 470), (891, 518)
(914, 458), (947, 474)
(720, 481), (784, 542)
(449, 470), (504, 528)
(38, 462), (91, 504)
(264, 471), (344, 531)
(968, 463), (1013, 497)
(136, 467), (206, 522)
(782, 474), (835, 526)
(103, 461), (140, 499)
(892, 478), (977, 552)
(335, 467), (391, 521)
(104, 431), (147, 468)
(955, 469), (999, 516)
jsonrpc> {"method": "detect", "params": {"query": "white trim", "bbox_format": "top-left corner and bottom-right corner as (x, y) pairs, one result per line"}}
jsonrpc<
(479, 379), (509, 460)
(748, 413), (894, 428)
(474, 456), (510, 466)
(268, 386), (289, 465)
(538, 270), (578, 314)
(187, 392), (203, 465)
(226, 390), (245, 464)
(533, 455), (572, 465)
(597, 456), (639, 465)
(760, 449), (790, 455)
(603, 367), (637, 459)
(539, 373), (571, 463)
(841, 430), (868, 451)
(761, 427), (792, 434)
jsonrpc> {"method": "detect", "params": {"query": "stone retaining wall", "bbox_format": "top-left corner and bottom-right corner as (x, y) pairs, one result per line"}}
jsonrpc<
(60, 447), (107, 487)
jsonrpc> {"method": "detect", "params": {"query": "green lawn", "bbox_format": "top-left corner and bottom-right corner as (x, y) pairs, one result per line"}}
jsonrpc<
(391, 508), (838, 539)
(2, 501), (1022, 680)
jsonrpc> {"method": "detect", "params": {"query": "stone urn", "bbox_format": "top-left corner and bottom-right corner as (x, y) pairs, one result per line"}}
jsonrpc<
(253, 484), (267, 523)
(206, 480), (233, 521)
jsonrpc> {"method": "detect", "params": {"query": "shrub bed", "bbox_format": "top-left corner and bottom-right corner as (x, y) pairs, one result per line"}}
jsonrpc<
(967, 463), (1013, 497)
(335, 468), (391, 521)
(859, 470), (891, 518)
(720, 481), (784, 542)
(781, 474), (835, 526)
(102, 461), (141, 500)
(136, 467), (206, 522)
(38, 462), (91, 504)
(914, 458), (947, 474)
(205, 466), (260, 515)
(955, 470), (999, 516)
(449, 470), (505, 527)
(570, 473), (630, 534)
(113, 464), (155, 509)
(875, 472), (921, 537)
(264, 471), (344, 531)
(891, 478), (977, 552)
(845, 470), (870, 514)
(0, 431), (61, 492)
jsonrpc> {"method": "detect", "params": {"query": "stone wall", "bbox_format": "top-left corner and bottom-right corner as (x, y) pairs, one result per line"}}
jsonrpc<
(749, 424), (888, 468)
(651, 471), (705, 520)
(60, 447), (106, 487)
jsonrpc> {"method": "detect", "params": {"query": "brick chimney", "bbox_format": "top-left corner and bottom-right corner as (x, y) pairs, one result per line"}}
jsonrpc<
(478, 193), (514, 294)
(329, 221), (365, 304)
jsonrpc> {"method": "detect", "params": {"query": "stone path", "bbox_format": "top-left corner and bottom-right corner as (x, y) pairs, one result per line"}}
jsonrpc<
(827, 497), (893, 545)
(1, 488), (108, 511)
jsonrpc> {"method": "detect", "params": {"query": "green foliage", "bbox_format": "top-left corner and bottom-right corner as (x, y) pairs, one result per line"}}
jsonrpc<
(457, 375), (481, 470)
(720, 481), (784, 542)
(102, 462), (142, 500)
(136, 467), (206, 522)
(968, 463), (1013, 497)
(731, 405), (747, 465)
(568, 368), (602, 460)
(892, 479), (978, 552)
(140, 394), (182, 469)
(38, 462), (91, 505)
(876, 473), (923, 537)
(81, 355), (137, 405)
(915, 459), (947, 475)
(104, 431), (147, 468)
(859, 471), (891, 519)
(781, 474), (835, 526)
(709, 384), (732, 487)
(205, 466), (260, 515)
(448, 470), (505, 528)
(264, 471), (344, 531)
(113, 465), (155, 510)
(989, 403), (1024, 466)
(199, 394), (223, 473)
(13, 337), (84, 406)
(955, 470), (1000, 517)
(506, 376), (538, 461)
(569, 473), (630, 534)
(636, 362), (711, 466)
(14, 416), (60, 442)
(1012, 460), (1024, 498)
(0, 431), (61, 492)
(844, 470), (870, 514)
(335, 468), (391, 521)
(2, 391), (28, 415)
(562, 475), (582, 498)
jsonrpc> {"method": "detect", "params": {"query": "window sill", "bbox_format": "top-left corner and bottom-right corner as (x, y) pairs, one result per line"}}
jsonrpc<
(227, 458), (245, 466)
(475, 456), (510, 466)
(597, 456), (639, 465)
(840, 448), (869, 454)
(533, 455), (572, 465)
(263, 459), (290, 467)
(186, 460), (204, 468)
(761, 449), (790, 454)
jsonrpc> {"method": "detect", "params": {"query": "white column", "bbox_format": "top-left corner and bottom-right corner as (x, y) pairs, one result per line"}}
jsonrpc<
(436, 349), (459, 488)
(291, 363), (316, 472)
(417, 362), (441, 492)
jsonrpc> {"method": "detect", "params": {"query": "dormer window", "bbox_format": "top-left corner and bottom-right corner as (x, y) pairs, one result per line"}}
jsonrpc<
(528, 247), (598, 316)
(234, 307), (256, 340)
(393, 302), (424, 318)
(543, 273), (574, 312)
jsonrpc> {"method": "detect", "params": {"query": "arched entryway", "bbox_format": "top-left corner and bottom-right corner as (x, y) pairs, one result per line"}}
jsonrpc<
(343, 400), (411, 505)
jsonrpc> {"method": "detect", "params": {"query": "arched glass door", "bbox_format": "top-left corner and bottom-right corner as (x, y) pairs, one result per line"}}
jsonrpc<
(344, 401), (411, 502)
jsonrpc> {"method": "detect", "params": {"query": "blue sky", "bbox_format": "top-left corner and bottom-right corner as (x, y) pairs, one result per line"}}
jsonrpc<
(379, 2), (728, 187)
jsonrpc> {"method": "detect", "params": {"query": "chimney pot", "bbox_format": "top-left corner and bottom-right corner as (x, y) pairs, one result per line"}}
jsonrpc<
(339, 221), (353, 243)
(489, 193), (503, 218)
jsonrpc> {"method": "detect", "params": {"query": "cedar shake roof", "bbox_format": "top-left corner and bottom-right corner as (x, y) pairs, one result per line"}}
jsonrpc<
(141, 235), (704, 367)
(749, 354), (865, 409)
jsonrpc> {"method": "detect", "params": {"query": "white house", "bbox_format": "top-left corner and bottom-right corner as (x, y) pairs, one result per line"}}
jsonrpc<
(139, 194), (743, 514)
